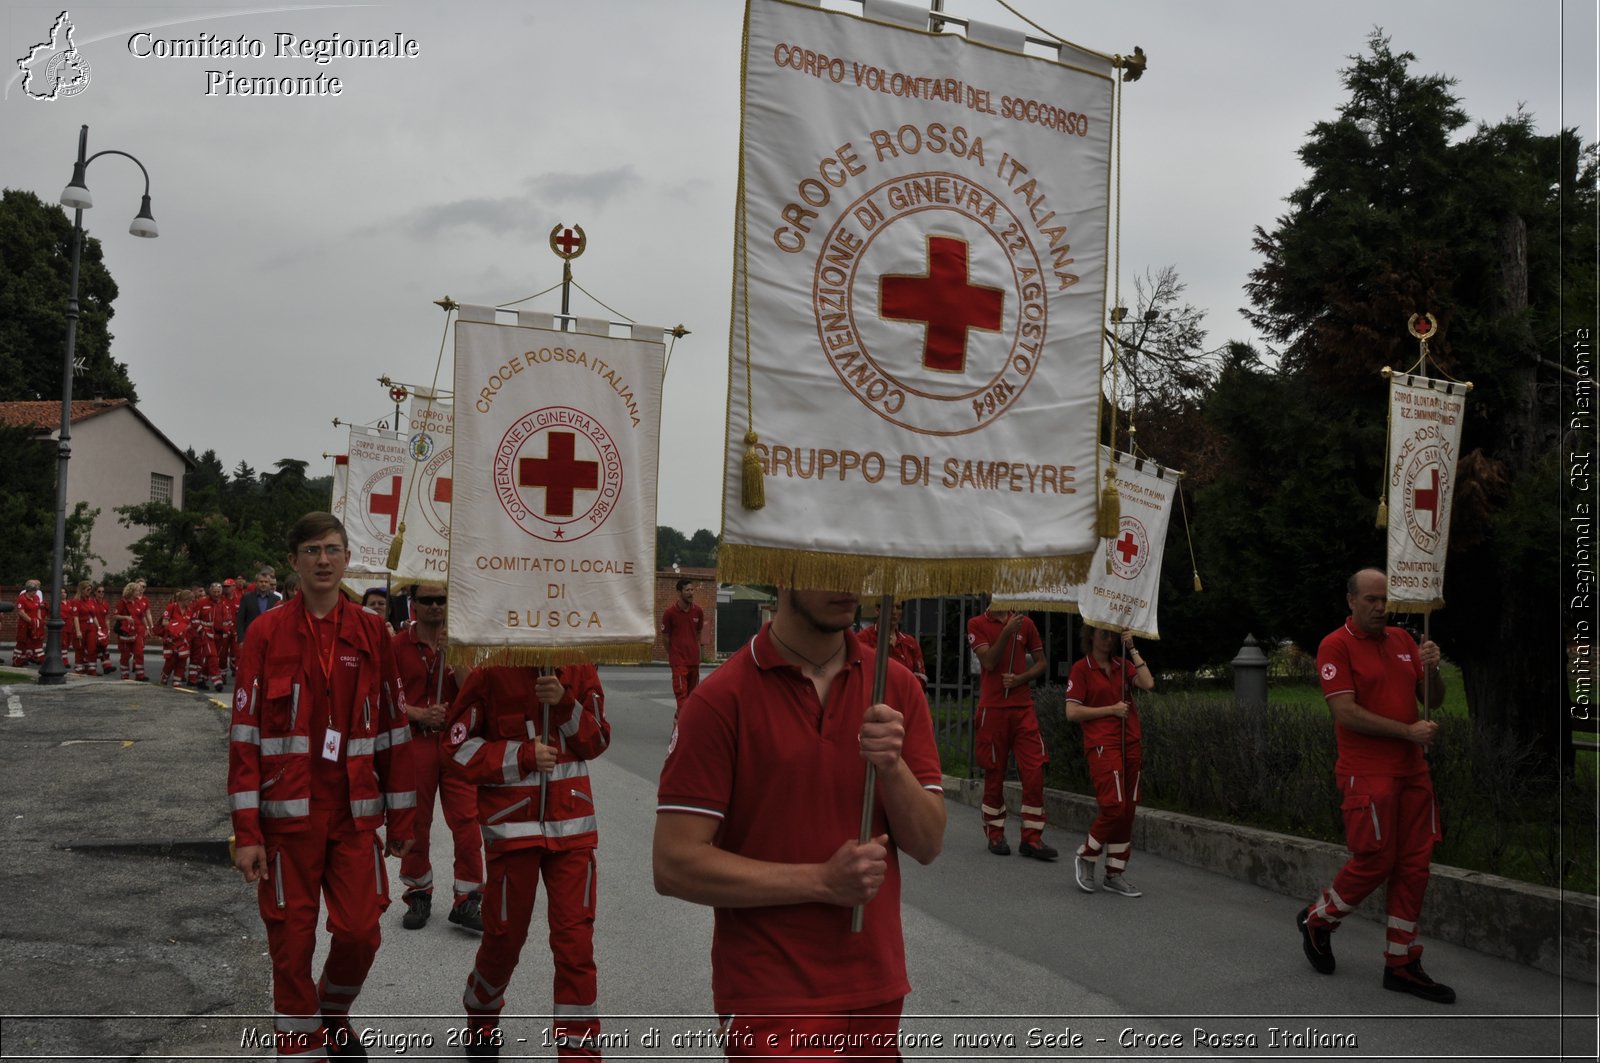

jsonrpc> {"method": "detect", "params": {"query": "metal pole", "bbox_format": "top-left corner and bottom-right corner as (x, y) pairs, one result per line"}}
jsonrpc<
(39, 126), (89, 686)
(560, 260), (572, 332)
(851, 592), (895, 933)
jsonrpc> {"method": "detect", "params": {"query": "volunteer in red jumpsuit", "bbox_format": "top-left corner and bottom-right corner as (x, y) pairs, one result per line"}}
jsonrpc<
(1298, 569), (1454, 1004)
(228, 512), (416, 1057)
(185, 584), (208, 686)
(13, 580), (45, 666)
(444, 663), (610, 1059)
(858, 601), (928, 686)
(131, 581), (154, 681)
(115, 582), (143, 680)
(70, 580), (99, 675)
(1065, 625), (1155, 897)
(192, 582), (224, 691)
(160, 590), (192, 687)
(966, 605), (1054, 859)
(390, 582), (484, 932)
(93, 585), (114, 674)
(661, 578), (704, 716)
(217, 578), (240, 680)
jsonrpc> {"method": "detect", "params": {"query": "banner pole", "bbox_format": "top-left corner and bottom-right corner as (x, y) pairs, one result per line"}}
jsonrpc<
(1422, 611), (1432, 723)
(851, 592), (895, 934)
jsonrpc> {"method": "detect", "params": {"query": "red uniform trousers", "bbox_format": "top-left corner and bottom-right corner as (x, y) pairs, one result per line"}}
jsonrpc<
(74, 622), (100, 674)
(259, 809), (389, 1057)
(14, 618), (44, 665)
(190, 633), (219, 685)
(464, 847), (599, 1060)
(118, 630), (140, 679)
(974, 704), (1049, 847)
(721, 999), (905, 1059)
(1077, 740), (1142, 874)
(1306, 770), (1441, 966)
(161, 636), (188, 685)
(670, 662), (700, 714)
(217, 631), (237, 677)
(397, 731), (483, 902)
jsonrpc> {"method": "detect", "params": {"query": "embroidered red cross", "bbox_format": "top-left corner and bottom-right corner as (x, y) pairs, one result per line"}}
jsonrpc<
(880, 236), (1004, 374)
(1413, 467), (1440, 530)
(433, 477), (452, 505)
(555, 228), (582, 255)
(518, 432), (598, 517)
(1115, 531), (1140, 565)
(368, 475), (402, 534)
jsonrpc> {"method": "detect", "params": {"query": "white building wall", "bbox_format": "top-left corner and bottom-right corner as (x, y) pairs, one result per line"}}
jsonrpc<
(63, 407), (187, 578)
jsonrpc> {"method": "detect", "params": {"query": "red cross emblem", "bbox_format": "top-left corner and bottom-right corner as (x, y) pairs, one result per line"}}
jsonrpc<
(881, 235), (1004, 374)
(1412, 467), (1439, 531)
(433, 477), (452, 505)
(367, 475), (402, 535)
(549, 223), (587, 260)
(1108, 516), (1150, 580)
(1115, 531), (1140, 565)
(518, 432), (600, 517)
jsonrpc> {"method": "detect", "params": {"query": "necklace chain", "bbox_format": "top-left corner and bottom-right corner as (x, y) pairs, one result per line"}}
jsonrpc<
(770, 628), (844, 677)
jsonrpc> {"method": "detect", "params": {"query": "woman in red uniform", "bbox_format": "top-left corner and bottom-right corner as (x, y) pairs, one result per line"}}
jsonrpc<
(1065, 625), (1155, 897)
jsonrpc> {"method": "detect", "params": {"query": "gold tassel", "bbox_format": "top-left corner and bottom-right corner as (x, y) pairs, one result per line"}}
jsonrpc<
(1375, 498), (1388, 528)
(1193, 571), (1204, 593)
(741, 430), (765, 510)
(1097, 475), (1121, 538)
(385, 521), (406, 570)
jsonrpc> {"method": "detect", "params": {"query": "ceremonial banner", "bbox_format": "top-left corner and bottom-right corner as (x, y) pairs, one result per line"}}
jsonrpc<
(722, 0), (1115, 595)
(344, 425), (408, 578)
(449, 308), (665, 665)
(1385, 374), (1468, 612)
(329, 454), (349, 527)
(992, 447), (1179, 638)
(392, 394), (454, 586)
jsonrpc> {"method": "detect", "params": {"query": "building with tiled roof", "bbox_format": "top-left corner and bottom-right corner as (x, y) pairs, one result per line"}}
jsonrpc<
(0, 399), (192, 577)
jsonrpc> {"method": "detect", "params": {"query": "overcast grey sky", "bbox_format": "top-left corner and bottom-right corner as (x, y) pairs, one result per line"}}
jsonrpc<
(3, 0), (1593, 534)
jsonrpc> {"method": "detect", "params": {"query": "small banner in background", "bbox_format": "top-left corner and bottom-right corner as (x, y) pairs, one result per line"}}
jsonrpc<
(392, 394), (454, 587)
(448, 308), (665, 665)
(1385, 374), (1467, 612)
(344, 425), (408, 578)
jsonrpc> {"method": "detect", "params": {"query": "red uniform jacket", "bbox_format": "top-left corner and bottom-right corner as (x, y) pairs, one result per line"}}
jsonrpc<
(114, 599), (139, 640)
(16, 591), (44, 637)
(858, 625), (928, 682)
(161, 601), (190, 643)
(391, 628), (459, 729)
(444, 665), (609, 853)
(227, 597), (416, 849)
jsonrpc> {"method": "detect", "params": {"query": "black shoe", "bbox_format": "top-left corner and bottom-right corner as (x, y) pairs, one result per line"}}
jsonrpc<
(1383, 960), (1456, 1004)
(463, 1027), (500, 1058)
(323, 1020), (368, 1058)
(1297, 906), (1335, 974)
(449, 890), (484, 932)
(401, 891), (431, 929)
(1018, 841), (1059, 861)
(987, 837), (1011, 856)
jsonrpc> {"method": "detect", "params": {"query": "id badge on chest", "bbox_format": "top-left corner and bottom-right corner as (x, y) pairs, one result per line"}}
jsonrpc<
(322, 728), (343, 761)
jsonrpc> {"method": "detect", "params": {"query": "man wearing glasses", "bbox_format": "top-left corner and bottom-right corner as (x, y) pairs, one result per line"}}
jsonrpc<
(392, 582), (484, 933)
(228, 512), (417, 1058)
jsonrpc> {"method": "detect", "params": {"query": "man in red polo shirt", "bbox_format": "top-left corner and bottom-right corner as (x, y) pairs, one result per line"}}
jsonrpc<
(661, 578), (704, 716)
(391, 581), (483, 933)
(228, 512), (416, 1057)
(966, 604), (1054, 859)
(858, 602), (928, 687)
(1297, 568), (1453, 1004)
(654, 587), (945, 1056)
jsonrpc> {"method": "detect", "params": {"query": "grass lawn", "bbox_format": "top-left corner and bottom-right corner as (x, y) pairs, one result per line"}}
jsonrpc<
(1234, 661), (1470, 717)
(0, 669), (35, 685)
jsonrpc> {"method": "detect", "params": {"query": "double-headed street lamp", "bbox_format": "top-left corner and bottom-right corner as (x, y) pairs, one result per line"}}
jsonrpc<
(38, 125), (158, 686)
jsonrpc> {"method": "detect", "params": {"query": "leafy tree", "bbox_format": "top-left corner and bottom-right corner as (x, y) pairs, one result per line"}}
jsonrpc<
(655, 525), (720, 570)
(0, 188), (136, 402)
(1235, 32), (1594, 761)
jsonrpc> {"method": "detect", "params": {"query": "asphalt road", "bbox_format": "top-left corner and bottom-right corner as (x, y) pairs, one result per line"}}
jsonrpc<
(1, 664), (1593, 1061)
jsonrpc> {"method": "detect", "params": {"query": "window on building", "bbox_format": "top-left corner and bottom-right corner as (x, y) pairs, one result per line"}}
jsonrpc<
(150, 473), (173, 504)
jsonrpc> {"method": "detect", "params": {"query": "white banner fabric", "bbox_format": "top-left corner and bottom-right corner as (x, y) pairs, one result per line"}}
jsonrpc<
(720, 0), (1114, 596)
(449, 315), (665, 664)
(392, 396), (454, 587)
(330, 454), (349, 527)
(344, 425), (408, 578)
(992, 447), (1179, 639)
(1385, 374), (1468, 612)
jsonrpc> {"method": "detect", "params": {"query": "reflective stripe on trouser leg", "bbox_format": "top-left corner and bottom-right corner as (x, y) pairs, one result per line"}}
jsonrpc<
(1383, 771), (1438, 965)
(273, 1013), (327, 1059)
(545, 849), (600, 1061)
(316, 819), (384, 1017)
(399, 731), (441, 896)
(1308, 885), (1352, 928)
(465, 848), (541, 1024)
(1077, 832), (1103, 859)
(1013, 708), (1050, 846)
(1105, 841), (1131, 873)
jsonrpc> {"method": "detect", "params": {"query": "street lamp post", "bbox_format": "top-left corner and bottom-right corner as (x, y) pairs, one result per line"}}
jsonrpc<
(38, 124), (158, 685)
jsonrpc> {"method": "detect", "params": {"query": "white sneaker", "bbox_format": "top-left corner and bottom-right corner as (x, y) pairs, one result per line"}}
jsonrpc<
(1073, 855), (1096, 894)
(1102, 875), (1142, 898)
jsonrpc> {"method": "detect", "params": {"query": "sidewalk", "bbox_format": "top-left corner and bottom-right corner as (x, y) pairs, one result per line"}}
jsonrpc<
(0, 673), (269, 1058)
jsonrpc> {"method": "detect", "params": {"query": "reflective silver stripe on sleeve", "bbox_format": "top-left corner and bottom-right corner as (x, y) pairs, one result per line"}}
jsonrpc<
(385, 790), (417, 810)
(502, 742), (522, 784)
(262, 799), (310, 818)
(230, 725), (260, 745)
(559, 713), (581, 739)
(230, 791), (259, 811)
(260, 736), (309, 756)
(346, 737), (375, 757)
(480, 814), (599, 842)
(373, 724), (410, 751)
(453, 737), (485, 766)
(350, 798), (384, 818)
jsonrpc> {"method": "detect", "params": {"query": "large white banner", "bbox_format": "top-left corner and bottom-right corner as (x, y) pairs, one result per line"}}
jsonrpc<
(721, 0), (1115, 596)
(344, 425), (408, 578)
(1385, 374), (1468, 612)
(993, 447), (1179, 638)
(449, 309), (665, 665)
(392, 394), (454, 586)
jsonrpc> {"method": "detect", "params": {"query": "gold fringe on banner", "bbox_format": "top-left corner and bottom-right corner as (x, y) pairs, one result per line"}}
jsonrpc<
(446, 641), (656, 670)
(718, 543), (1093, 599)
(1387, 600), (1443, 615)
(988, 598), (1080, 614)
